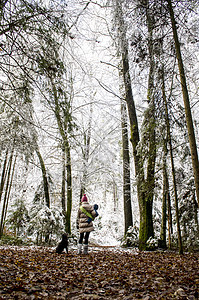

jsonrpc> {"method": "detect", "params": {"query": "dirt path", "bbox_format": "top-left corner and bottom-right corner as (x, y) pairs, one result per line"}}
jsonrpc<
(0, 246), (198, 299)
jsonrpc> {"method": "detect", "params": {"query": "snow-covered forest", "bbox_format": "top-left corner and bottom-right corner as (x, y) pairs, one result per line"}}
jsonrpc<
(0, 0), (199, 253)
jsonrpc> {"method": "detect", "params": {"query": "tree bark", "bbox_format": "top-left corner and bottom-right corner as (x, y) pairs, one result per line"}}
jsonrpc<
(65, 139), (72, 234)
(0, 151), (14, 237)
(160, 140), (168, 249)
(4, 154), (17, 233)
(161, 66), (183, 254)
(36, 149), (50, 208)
(121, 100), (133, 234)
(80, 104), (92, 200)
(169, 136), (183, 254)
(136, 0), (156, 249)
(0, 149), (8, 204)
(167, 183), (173, 249)
(193, 195), (199, 228)
(61, 145), (66, 213)
(167, 0), (199, 207)
(113, 179), (118, 212)
(51, 80), (73, 234)
(114, 0), (155, 250)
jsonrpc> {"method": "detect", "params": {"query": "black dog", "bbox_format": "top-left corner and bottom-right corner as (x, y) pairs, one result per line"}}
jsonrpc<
(56, 233), (68, 254)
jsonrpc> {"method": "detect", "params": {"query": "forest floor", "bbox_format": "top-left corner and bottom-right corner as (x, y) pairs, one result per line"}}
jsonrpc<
(0, 245), (198, 300)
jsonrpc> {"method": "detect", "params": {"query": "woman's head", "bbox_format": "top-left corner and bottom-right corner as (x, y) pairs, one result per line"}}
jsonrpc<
(81, 194), (88, 202)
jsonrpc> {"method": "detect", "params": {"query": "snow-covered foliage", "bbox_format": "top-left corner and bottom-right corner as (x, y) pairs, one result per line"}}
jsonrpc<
(146, 237), (159, 251)
(0, 0), (199, 250)
(6, 201), (65, 245)
(6, 199), (29, 237)
(121, 224), (139, 248)
(27, 205), (65, 245)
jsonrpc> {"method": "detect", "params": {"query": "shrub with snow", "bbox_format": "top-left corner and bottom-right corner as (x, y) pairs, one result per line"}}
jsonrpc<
(28, 204), (65, 245)
(121, 224), (139, 248)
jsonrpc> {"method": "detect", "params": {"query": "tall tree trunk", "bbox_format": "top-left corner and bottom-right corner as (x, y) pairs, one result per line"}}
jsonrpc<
(0, 149), (8, 203)
(136, 0), (156, 249)
(193, 195), (199, 228)
(51, 80), (73, 233)
(80, 104), (92, 200)
(161, 67), (183, 254)
(167, 0), (199, 207)
(169, 136), (183, 254)
(65, 139), (72, 234)
(167, 183), (173, 249)
(115, 0), (144, 244)
(160, 140), (168, 249)
(0, 151), (14, 237)
(4, 154), (17, 233)
(114, 0), (155, 250)
(121, 100), (133, 234)
(61, 145), (66, 213)
(113, 179), (118, 212)
(36, 149), (50, 208)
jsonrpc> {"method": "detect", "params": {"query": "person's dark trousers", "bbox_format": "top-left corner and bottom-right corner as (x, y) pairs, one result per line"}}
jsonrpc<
(79, 232), (90, 244)
(78, 232), (90, 254)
